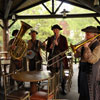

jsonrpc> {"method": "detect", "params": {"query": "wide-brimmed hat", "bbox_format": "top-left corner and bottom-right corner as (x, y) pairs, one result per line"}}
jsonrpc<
(51, 24), (62, 30)
(81, 26), (100, 33)
(29, 30), (38, 35)
(12, 29), (19, 36)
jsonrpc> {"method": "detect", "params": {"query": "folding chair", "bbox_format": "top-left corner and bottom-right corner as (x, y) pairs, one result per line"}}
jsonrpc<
(30, 75), (55, 100)
(54, 71), (60, 99)
(2, 71), (30, 100)
(64, 56), (73, 92)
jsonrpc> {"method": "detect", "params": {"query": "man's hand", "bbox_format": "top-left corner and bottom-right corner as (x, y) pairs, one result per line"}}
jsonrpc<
(11, 44), (16, 50)
(50, 43), (54, 49)
(42, 42), (45, 46)
(27, 51), (32, 55)
(83, 42), (90, 47)
(54, 39), (58, 46)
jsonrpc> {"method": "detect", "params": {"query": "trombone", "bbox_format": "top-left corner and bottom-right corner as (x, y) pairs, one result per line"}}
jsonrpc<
(70, 33), (100, 54)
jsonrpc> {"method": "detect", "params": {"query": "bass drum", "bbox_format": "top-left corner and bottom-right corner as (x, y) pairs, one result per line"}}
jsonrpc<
(26, 50), (36, 59)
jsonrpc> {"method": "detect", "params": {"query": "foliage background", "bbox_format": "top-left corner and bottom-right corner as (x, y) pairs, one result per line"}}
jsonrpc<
(0, 1), (100, 49)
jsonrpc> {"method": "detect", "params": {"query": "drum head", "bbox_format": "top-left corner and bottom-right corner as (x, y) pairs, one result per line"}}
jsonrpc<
(26, 50), (35, 59)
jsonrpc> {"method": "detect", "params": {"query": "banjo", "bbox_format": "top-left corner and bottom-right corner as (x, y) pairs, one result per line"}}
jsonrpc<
(26, 50), (36, 59)
(26, 38), (49, 59)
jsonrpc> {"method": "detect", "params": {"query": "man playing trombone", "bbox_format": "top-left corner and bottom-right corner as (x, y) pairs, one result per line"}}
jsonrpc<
(46, 24), (69, 95)
(74, 26), (100, 100)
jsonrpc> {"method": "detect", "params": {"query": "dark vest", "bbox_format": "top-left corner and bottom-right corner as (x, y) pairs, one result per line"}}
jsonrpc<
(80, 40), (99, 73)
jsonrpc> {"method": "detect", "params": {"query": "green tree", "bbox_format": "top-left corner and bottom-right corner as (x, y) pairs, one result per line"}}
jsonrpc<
(64, 6), (100, 44)
(8, 2), (100, 46)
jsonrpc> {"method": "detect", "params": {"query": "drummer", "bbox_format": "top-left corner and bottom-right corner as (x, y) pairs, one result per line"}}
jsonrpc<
(27, 30), (46, 71)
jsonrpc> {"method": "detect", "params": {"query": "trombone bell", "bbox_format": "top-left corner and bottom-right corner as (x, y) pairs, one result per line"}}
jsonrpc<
(70, 43), (76, 54)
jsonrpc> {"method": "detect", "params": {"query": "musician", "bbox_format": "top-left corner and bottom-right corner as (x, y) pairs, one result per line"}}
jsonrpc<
(27, 30), (46, 71)
(8, 29), (24, 88)
(75, 26), (100, 100)
(46, 24), (69, 95)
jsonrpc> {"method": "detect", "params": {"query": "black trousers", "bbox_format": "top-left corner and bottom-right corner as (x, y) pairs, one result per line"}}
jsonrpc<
(29, 58), (42, 71)
(78, 62), (90, 100)
(79, 95), (90, 100)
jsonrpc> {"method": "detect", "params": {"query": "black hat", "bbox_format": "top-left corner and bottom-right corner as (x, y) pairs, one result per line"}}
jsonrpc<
(51, 24), (62, 30)
(29, 30), (38, 35)
(81, 26), (100, 33)
(12, 29), (19, 36)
